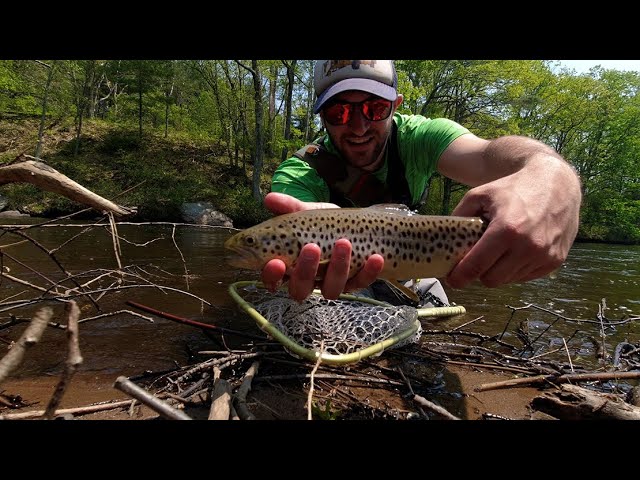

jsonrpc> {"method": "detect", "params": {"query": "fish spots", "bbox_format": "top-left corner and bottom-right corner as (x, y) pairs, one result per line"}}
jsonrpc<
(225, 208), (486, 277)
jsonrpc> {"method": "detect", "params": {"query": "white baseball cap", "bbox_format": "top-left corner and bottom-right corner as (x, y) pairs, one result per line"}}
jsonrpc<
(313, 60), (398, 113)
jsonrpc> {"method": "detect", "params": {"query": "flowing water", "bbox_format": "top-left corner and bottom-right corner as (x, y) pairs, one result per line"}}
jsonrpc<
(1, 220), (639, 379)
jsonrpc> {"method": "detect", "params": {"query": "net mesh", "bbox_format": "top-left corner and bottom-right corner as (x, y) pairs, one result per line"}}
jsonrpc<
(241, 285), (422, 357)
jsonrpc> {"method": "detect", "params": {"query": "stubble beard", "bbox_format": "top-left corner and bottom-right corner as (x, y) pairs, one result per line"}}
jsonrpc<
(328, 130), (391, 172)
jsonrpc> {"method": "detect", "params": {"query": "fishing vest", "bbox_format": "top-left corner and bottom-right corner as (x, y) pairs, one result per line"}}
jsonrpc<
(292, 123), (428, 210)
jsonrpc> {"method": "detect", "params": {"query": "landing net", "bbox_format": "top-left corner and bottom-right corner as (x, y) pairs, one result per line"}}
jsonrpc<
(229, 281), (466, 366)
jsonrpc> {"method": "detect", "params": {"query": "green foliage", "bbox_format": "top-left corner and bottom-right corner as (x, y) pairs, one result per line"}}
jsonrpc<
(580, 190), (640, 243)
(311, 399), (342, 420)
(99, 129), (141, 155)
(218, 186), (271, 227)
(1, 60), (639, 243)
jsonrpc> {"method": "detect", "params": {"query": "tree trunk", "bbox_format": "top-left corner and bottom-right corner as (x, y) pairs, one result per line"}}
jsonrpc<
(86, 60), (97, 119)
(441, 177), (452, 215)
(239, 60), (265, 201)
(35, 60), (55, 158)
(304, 60), (314, 142)
(267, 63), (277, 157)
(281, 60), (296, 162)
(164, 79), (174, 138)
(138, 64), (143, 139)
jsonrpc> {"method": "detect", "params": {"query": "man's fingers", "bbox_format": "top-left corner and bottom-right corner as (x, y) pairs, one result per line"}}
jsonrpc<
(264, 192), (339, 215)
(261, 259), (287, 292)
(288, 243), (321, 302)
(264, 192), (307, 215)
(321, 239), (352, 299)
(446, 226), (505, 288)
(345, 254), (384, 292)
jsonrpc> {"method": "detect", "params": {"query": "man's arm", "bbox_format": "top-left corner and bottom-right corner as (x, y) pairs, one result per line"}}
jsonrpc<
(438, 133), (582, 288)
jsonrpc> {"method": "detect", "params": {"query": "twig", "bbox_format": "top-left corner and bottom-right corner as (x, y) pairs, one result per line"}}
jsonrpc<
(505, 302), (637, 326)
(254, 373), (404, 386)
(43, 301), (83, 419)
(77, 309), (155, 325)
(412, 394), (461, 420)
(114, 376), (192, 420)
(306, 341), (323, 420)
(171, 225), (190, 291)
(476, 371), (640, 392)
(5, 229), (100, 311)
(126, 300), (264, 340)
(0, 307), (52, 384)
(1, 251), (63, 295)
(233, 360), (260, 420)
(107, 212), (123, 270)
(452, 315), (484, 331)
(0, 398), (137, 420)
(395, 367), (427, 419)
(562, 337), (574, 373)
(0, 284), (216, 315)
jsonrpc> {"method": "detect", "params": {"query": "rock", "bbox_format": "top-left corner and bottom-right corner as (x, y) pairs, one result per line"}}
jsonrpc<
(0, 194), (7, 211)
(180, 202), (233, 227)
(0, 210), (30, 218)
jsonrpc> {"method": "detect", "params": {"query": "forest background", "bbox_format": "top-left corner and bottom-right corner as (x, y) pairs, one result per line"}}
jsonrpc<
(0, 59), (638, 243)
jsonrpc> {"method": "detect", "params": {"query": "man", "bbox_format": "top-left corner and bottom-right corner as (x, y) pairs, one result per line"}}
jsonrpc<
(260, 60), (582, 304)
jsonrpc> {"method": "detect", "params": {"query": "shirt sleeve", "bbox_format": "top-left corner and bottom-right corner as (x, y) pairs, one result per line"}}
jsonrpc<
(395, 114), (470, 204)
(271, 157), (331, 202)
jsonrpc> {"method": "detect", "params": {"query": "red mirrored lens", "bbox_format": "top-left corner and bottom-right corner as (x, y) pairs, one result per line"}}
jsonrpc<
(362, 99), (393, 121)
(323, 98), (392, 125)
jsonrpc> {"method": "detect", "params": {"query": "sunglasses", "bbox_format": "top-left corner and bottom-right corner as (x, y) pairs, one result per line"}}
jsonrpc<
(322, 98), (393, 126)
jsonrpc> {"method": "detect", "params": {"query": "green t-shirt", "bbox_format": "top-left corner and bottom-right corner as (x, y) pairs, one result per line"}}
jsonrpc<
(271, 113), (470, 205)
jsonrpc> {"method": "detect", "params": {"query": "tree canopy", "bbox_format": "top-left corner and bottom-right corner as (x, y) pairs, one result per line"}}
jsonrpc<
(1, 59), (638, 243)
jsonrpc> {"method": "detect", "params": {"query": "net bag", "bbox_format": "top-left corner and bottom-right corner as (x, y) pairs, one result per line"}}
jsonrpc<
(229, 281), (424, 365)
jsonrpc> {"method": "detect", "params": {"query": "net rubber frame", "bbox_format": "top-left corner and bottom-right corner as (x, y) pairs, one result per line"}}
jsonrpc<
(228, 280), (465, 366)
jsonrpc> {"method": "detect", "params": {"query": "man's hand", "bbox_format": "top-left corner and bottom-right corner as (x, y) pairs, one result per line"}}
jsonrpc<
(261, 192), (384, 302)
(445, 155), (581, 288)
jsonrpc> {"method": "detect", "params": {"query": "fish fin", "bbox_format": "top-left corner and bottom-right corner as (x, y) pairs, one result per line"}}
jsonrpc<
(366, 204), (416, 215)
(382, 279), (420, 306)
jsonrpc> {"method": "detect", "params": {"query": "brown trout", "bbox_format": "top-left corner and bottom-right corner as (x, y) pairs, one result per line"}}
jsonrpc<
(224, 204), (487, 282)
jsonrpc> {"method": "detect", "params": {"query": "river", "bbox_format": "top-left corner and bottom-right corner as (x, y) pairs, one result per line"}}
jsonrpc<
(1, 220), (639, 379)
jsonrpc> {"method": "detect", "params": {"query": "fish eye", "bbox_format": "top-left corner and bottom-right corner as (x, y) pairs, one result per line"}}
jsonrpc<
(245, 235), (255, 245)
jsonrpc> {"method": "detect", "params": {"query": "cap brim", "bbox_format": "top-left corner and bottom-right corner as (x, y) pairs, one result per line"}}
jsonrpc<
(313, 78), (397, 114)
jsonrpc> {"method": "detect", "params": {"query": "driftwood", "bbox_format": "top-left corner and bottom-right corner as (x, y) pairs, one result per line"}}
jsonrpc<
(113, 376), (192, 420)
(43, 301), (83, 419)
(531, 384), (640, 420)
(0, 398), (138, 420)
(0, 307), (52, 384)
(209, 367), (232, 420)
(0, 155), (134, 216)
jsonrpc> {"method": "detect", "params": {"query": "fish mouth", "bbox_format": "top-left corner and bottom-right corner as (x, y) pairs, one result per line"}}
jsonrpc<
(224, 240), (262, 269)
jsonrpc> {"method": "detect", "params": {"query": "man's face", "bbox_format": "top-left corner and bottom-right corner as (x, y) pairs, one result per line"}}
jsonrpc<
(320, 90), (401, 171)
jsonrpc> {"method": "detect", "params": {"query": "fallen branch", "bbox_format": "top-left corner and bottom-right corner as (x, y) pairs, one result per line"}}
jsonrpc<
(113, 376), (192, 420)
(476, 370), (640, 392)
(0, 307), (52, 384)
(233, 360), (260, 420)
(209, 367), (232, 420)
(0, 156), (133, 216)
(396, 365), (459, 420)
(531, 384), (640, 420)
(0, 398), (137, 420)
(412, 394), (461, 420)
(43, 301), (82, 419)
